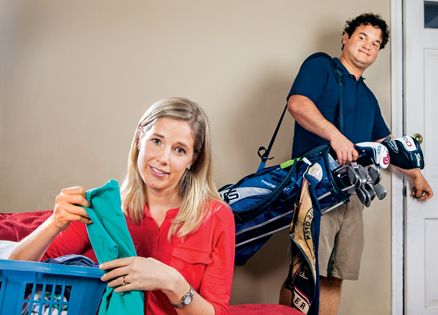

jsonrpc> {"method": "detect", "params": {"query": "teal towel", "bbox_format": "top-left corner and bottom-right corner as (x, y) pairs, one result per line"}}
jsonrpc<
(85, 179), (144, 315)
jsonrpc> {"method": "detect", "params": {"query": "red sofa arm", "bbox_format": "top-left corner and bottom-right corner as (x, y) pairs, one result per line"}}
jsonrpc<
(230, 304), (303, 315)
(0, 210), (52, 241)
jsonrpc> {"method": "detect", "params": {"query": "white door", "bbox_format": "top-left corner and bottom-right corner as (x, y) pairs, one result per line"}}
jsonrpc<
(405, 0), (438, 314)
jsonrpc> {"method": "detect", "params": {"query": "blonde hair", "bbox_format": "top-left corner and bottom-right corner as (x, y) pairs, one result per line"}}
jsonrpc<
(121, 97), (221, 237)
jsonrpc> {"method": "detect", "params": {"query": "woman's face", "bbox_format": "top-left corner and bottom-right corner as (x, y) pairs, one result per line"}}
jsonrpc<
(137, 117), (195, 196)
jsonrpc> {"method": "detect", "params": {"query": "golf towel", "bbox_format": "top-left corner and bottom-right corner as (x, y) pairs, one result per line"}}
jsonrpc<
(286, 177), (321, 315)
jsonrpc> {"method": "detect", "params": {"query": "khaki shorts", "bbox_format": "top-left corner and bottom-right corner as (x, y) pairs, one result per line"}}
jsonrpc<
(318, 195), (364, 280)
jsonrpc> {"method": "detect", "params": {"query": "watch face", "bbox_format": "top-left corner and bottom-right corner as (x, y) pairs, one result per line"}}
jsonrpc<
(183, 295), (192, 305)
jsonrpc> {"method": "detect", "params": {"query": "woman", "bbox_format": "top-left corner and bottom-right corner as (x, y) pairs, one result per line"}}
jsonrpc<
(9, 97), (235, 315)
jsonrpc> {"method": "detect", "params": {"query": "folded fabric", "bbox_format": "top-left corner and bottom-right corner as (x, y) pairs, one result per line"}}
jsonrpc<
(44, 254), (97, 267)
(0, 240), (19, 259)
(21, 286), (68, 315)
(84, 179), (144, 315)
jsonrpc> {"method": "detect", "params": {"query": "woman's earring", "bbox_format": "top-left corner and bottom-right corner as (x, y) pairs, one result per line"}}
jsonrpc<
(187, 165), (191, 170)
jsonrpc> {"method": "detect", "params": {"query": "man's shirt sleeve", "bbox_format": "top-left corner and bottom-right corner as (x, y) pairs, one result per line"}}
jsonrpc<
(287, 56), (331, 104)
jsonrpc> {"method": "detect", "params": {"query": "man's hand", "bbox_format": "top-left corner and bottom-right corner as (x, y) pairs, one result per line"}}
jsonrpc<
(410, 170), (433, 200)
(329, 132), (359, 165)
(396, 167), (433, 201)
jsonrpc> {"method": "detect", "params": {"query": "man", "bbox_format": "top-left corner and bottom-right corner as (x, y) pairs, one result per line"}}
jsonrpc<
(279, 13), (433, 315)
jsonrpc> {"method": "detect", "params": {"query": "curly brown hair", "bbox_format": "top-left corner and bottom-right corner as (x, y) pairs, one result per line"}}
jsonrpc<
(343, 13), (390, 50)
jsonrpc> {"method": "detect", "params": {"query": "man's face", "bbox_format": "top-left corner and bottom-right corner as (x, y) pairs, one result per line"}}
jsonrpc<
(341, 24), (382, 71)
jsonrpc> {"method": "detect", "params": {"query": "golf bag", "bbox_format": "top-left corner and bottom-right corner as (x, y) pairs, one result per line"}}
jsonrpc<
(220, 143), (350, 266)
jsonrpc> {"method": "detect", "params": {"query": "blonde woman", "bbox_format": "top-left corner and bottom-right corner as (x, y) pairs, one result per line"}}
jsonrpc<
(10, 97), (235, 315)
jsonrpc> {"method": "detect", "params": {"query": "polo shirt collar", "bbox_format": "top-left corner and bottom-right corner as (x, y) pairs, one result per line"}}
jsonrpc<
(333, 57), (365, 82)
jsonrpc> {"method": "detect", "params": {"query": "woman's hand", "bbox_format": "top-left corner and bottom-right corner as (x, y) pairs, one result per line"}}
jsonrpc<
(100, 257), (217, 314)
(99, 256), (182, 293)
(9, 186), (91, 261)
(49, 186), (92, 231)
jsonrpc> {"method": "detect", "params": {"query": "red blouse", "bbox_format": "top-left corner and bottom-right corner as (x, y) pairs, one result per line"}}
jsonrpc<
(44, 199), (235, 315)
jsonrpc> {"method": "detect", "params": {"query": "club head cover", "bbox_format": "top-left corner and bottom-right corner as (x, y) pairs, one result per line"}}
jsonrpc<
(355, 142), (390, 169)
(374, 183), (387, 200)
(382, 136), (424, 169)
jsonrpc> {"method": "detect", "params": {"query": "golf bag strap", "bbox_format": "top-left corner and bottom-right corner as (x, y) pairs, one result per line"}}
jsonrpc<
(300, 52), (344, 133)
(257, 53), (344, 171)
(333, 62), (344, 133)
(257, 103), (288, 171)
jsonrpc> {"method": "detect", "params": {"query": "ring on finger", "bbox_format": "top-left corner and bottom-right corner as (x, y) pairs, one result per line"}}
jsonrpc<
(122, 275), (128, 286)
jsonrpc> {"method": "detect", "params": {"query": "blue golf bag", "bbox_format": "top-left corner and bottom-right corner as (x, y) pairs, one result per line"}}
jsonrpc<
(219, 144), (349, 266)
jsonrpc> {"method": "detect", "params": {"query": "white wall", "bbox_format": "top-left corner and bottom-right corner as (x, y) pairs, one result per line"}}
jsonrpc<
(0, 1), (391, 313)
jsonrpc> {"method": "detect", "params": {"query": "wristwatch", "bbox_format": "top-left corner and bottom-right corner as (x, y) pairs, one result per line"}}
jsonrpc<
(172, 285), (194, 309)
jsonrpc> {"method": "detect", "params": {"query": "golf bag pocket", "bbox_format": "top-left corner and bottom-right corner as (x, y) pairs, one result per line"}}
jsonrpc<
(301, 146), (350, 213)
(220, 160), (301, 265)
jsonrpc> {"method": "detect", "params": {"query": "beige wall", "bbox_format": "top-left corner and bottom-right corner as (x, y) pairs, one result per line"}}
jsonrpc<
(0, 1), (391, 314)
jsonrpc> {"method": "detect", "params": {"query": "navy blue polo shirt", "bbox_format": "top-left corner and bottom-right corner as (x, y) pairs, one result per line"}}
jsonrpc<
(288, 54), (390, 158)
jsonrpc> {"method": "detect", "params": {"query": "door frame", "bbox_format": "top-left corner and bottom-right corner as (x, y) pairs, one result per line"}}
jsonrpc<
(391, 0), (412, 315)
(391, 0), (405, 314)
